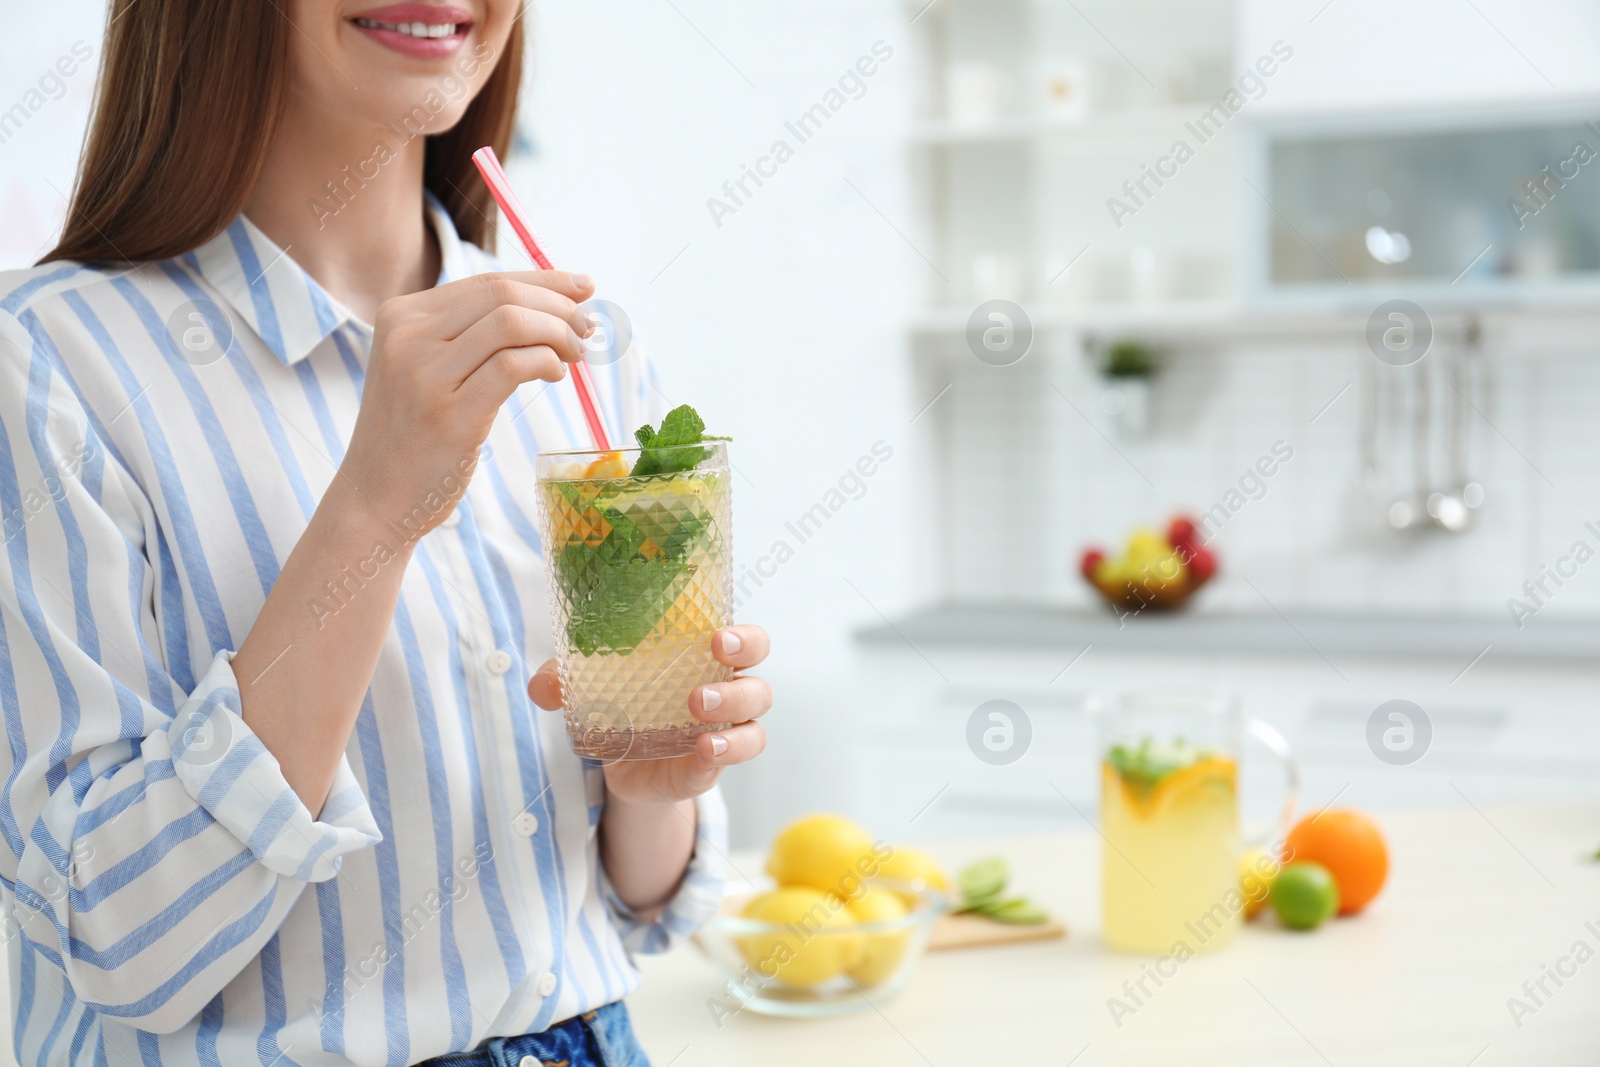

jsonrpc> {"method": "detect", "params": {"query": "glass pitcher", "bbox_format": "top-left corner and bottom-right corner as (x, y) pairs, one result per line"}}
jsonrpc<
(1090, 686), (1298, 955)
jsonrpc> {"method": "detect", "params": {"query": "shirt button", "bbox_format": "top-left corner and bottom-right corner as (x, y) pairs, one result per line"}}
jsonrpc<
(512, 811), (539, 837)
(538, 971), (558, 997)
(439, 508), (461, 529)
(485, 649), (512, 675)
(519, 1058), (537, 1067)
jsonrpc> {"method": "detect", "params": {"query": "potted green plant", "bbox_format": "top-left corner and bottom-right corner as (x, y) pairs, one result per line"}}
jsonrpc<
(1096, 338), (1159, 439)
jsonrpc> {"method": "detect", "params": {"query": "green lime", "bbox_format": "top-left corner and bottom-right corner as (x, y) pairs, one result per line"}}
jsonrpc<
(1270, 861), (1340, 930)
(982, 898), (1051, 925)
(957, 857), (1008, 902)
(952, 892), (1004, 915)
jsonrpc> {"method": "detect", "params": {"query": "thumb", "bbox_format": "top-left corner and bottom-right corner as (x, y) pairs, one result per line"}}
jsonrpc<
(528, 660), (563, 709)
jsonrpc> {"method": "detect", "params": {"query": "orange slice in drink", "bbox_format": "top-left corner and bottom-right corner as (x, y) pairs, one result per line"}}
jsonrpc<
(583, 452), (631, 479)
(1109, 756), (1236, 819)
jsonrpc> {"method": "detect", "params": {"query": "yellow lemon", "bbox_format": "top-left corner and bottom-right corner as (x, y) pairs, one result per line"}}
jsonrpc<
(766, 814), (881, 901)
(845, 887), (910, 988)
(875, 846), (949, 895)
(1126, 528), (1170, 560)
(738, 887), (862, 988)
(1240, 847), (1280, 919)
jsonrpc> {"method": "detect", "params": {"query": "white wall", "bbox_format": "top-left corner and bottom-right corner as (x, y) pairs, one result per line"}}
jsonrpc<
(938, 334), (1600, 621)
(516, 0), (922, 659)
(0, 1), (105, 266)
(1240, 0), (1600, 111)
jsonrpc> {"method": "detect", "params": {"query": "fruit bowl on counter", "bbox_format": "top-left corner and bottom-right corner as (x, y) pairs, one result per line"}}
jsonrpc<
(1079, 515), (1216, 613)
(697, 876), (947, 1018)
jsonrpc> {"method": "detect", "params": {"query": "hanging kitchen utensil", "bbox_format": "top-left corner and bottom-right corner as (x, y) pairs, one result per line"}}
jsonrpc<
(1345, 350), (1393, 539)
(1427, 317), (1483, 532)
(1388, 355), (1431, 531)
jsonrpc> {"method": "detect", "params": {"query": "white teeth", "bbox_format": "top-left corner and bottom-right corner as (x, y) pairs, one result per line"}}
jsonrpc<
(353, 17), (461, 38)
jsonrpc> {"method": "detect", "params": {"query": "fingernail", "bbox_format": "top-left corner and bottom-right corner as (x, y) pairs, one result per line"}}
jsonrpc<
(700, 687), (722, 712)
(708, 735), (729, 757)
(720, 631), (742, 655)
(571, 272), (593, 289)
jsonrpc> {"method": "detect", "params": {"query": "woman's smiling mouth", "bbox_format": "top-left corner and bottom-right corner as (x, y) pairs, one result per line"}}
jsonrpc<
(349, 3), (474, 58)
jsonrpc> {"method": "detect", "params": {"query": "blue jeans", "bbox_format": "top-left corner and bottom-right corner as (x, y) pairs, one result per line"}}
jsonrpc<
(417, 1002), (648, 1067)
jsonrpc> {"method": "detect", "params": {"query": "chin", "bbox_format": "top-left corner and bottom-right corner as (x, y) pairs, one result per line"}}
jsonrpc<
(341, 43), (495, 138)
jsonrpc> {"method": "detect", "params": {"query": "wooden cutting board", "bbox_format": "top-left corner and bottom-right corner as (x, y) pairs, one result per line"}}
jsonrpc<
(928, 912), (1067, 951)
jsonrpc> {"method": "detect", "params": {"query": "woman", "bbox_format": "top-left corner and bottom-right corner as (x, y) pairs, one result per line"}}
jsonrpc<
(0, 1), (771, 1064)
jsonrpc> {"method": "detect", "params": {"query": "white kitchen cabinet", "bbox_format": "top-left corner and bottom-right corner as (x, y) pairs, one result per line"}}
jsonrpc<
(838, 637), (1600, 846)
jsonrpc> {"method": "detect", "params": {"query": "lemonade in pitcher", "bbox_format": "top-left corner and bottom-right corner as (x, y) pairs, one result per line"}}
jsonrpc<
(1101, 739), (1241, 954)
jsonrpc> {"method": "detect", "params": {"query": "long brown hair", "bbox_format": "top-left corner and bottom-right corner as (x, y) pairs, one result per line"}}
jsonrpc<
(43, 0), (522, 265)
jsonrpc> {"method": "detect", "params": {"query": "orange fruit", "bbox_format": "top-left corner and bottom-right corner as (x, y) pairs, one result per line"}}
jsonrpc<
(1283, 809), (1388, 915)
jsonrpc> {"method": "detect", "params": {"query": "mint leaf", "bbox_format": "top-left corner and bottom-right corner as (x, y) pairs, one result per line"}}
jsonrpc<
(655, 405), (705, 447)
(545, 474), (717, 654)
(630, 404), (720, 477)
(1106, 737), (1208, 794)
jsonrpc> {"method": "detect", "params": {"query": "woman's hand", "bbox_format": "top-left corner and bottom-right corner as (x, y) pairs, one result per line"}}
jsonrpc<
(527, 624), (772, 801)
(340, 269), (597, 532)
(531, 625), (769, 915)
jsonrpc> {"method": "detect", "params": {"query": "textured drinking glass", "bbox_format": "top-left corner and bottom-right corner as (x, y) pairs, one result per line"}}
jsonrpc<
(534, 442), (733, 760)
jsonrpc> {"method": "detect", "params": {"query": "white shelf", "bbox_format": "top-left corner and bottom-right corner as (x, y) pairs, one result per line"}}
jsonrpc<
(910, 107), (1202, 146)
(907, 300), (1600, 351)
(910, 300), (1252, 338)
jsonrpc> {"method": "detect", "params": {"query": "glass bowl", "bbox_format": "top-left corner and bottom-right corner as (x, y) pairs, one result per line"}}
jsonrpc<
(695, 877), (948, 1018)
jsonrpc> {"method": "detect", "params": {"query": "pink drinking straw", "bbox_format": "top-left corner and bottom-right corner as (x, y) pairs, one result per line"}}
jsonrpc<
(471, 146), (613, 452)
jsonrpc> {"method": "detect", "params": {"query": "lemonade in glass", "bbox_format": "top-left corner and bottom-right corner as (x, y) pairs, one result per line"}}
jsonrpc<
(535, 425), (733, 760)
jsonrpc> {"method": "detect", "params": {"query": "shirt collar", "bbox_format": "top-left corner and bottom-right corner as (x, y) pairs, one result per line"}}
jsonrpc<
(187, 192), (471, 366)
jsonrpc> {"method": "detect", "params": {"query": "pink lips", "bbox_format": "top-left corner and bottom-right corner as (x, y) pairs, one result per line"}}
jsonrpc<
(349, 3), (473, 59)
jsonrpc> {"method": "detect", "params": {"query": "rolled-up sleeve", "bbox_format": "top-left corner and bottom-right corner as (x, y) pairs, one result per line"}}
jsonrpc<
(167, 650), (380, 881)
(168, 649), (378, 882)
(0, 309), (380, 1033)
(600, 787), (728, 955)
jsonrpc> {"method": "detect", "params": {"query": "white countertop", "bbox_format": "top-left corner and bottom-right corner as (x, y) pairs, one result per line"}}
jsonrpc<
(629, 801), (1600, 1067)
(0, 803), (1589, 1063)
(854, 603), (1600, 663)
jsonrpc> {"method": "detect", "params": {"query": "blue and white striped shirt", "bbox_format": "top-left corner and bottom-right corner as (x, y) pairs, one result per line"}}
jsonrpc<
(0, 197), (728, 1066)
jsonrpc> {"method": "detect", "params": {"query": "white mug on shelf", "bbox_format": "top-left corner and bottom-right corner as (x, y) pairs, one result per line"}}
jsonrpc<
(946, 61), (1008, 125)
